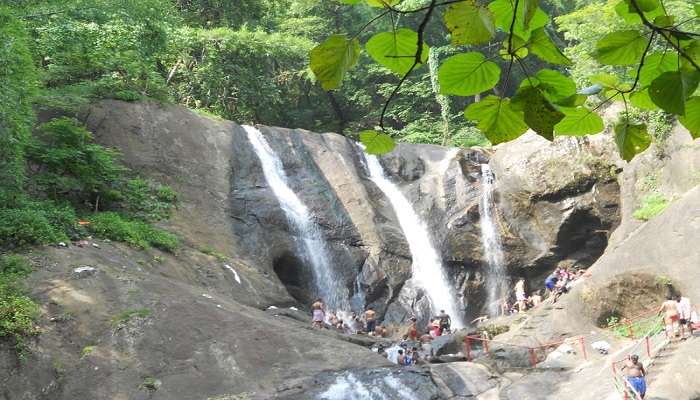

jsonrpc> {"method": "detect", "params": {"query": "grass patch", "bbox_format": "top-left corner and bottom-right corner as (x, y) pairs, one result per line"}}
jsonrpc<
(81, 345), (96, 359)
(141, 376), (160, 391)
(0, 255), (40, 359)
(633, 193), (669, 221)
(607, 315), (664, 339)
(88, 212), (179, 253)
(199, 245), (227, 262)
(111, 308), (152, 326)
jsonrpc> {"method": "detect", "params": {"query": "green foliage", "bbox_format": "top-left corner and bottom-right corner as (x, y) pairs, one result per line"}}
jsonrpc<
(438, 52), (501, 96)
(443, 1), (495, 46)
(309, 35), (360, 90)
(199, 245), (227, 262)
(27, 118), (127, 207)
(0, 262), (40, 358)
(0, 255), (32, 277)
(88, 212), (179, 252)
(615, 120), (651, 161)
(366, 29), (429, 76)
(80, 345), (96, 359)
(607, 315), (663, 338)
(0, 8), (37, 192)
(555, 107), (605, 136)
(633, 193), (669, 221)
(111, 308), (152, 326)
(465, 96), (527, 144)
(360, 130), (396, 154)
(117, 179), (177, 222)
(0, 195), (78, 247)
(680, 97), (700, 138)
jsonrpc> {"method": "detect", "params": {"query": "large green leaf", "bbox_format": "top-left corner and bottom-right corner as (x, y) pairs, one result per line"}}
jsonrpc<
(444, 1), (495, 46)
(637, 52), (679, 87)
(529, 28), (572, 66)
(554, 107), (605, 136)
(520, 69), (577, 104)
(309, 35), (360, 90)
(366, 0), (400, 7)
(630, 88), (659, 110)
(522, 0), (539, 29)
(614, 0), (664, 25)
(614, 121), (650, 161)
(489, 0), (548, 41)
(339, 0), (362, 4)
(681, 40), (700, 72)
(360, 130), (395, 154)
(366, 29), (429, 76)
(649, 71), (700, 115)
(594, 30), (648, 66)
(438, 52), (501, 96)
(464, 96), (528, 144)
(679, 97), (700, 139)
(626, 0), (660, 12)
(512, 86), (565, 140)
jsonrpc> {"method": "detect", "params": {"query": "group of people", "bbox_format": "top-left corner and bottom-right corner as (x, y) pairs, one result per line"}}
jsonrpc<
(658, 293), (697, 338)
(499, 268), (589, 315)
(310, 299), (389, 337)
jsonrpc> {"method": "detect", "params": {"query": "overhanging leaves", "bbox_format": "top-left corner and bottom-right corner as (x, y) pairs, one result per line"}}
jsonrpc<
(464, 96), (528, 144)
(520, 69), (577, 104)
(444, 1), (495, 46)
(489, 0), (548, 41)
(366, 0), (400, 7)
(438, 52), (501, 96)
(630, 88), (659, 110)
(594, 30), (648, 66)
(529, 28), (572, 66)
(512, 86), (565, 140)
(679, 97), (700, 139)
(359, 130), (395, 154)
(366, 29), (429, 76)
(554, 107), (605, 136)
(309, 35), (360, 91)
(638, 52), (679, 87)
(614, 121), (651, 161)
(649, 71), (700, 115)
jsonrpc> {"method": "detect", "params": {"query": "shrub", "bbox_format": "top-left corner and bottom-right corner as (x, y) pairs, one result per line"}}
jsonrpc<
(0, 274), (40, 358)
(0, 194), (80, 248)
(633, 193), (669, 221)
(0, 255), (32, 277)
(117, 179), (176, 221)
(88, 212), (179, 252)
(112, 308), (152, 326)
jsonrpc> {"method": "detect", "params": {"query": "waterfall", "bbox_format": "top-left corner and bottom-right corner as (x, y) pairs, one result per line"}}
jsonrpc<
(363, 153), (463, 329)
(243, 125), (350, 311)
(479, 164), (509, 316)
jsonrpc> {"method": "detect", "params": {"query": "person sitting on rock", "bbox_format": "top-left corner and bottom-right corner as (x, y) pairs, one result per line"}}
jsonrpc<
(437, 310), (451, 333)
(430, 320), (442, 337)
(311, 298), (325, 329)
(545, 273), (558, 297)
(374, 324), (388, 338)
(364, 306), (377, 334)
(403, 348), (413, 366)
(659, 294), (680, 337)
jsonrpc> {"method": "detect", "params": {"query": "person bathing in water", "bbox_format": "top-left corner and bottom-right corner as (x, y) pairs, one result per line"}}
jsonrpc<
(311, 298), (325, 329)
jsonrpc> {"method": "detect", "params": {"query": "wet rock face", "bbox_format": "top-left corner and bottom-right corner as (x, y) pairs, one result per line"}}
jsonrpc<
(81, 101), (620, 323)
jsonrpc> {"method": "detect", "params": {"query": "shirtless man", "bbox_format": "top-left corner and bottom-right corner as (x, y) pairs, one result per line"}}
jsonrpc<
(659, 295), (680, 337)
(311, 298), (325, 329)
(625, 365), (647, 399)
(622, 354), (646, 376)
(530, 290), (543, 307)
(437, 310), (451, 333)
(365, 306), (377, 334)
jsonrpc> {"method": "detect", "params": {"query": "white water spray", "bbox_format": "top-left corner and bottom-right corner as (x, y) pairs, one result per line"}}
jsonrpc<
(244, 125), (350, 311)
(363, 153), (463, 329)
(478, 164), (509, 316)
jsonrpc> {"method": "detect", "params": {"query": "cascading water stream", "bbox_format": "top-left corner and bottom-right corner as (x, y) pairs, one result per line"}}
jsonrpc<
(478, 164), (509, 316)
(363, 152), (463, 329)
(243, 125), (350, 311)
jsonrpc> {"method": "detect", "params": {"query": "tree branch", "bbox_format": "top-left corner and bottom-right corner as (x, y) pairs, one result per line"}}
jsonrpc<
(379, 0), (437, 130)
(628, 0), (700, 72)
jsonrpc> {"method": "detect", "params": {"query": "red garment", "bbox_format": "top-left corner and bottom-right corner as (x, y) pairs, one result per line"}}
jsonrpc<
(409, 326), (417, 340)
(431, 326), (441, 336)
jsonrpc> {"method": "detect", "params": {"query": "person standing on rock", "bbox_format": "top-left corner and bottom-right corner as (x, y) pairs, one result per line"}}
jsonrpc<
(408, 317), (418, 340)
(437, 310), (451, 334)
(514, 278), (527, 312)
(311, 298), (325, 329)
(659, 294), (680, 337)
(622, 354), (646, 377)
(625, 365), (647, 399)
(676, 294), (694, 338)
(364, 306), (376, 334)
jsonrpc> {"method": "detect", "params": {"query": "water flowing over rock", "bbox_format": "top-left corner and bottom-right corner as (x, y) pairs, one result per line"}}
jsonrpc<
(479, 164), (508, 316)
(364, 152), (464, 328)
(244, 125), (350, 311)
